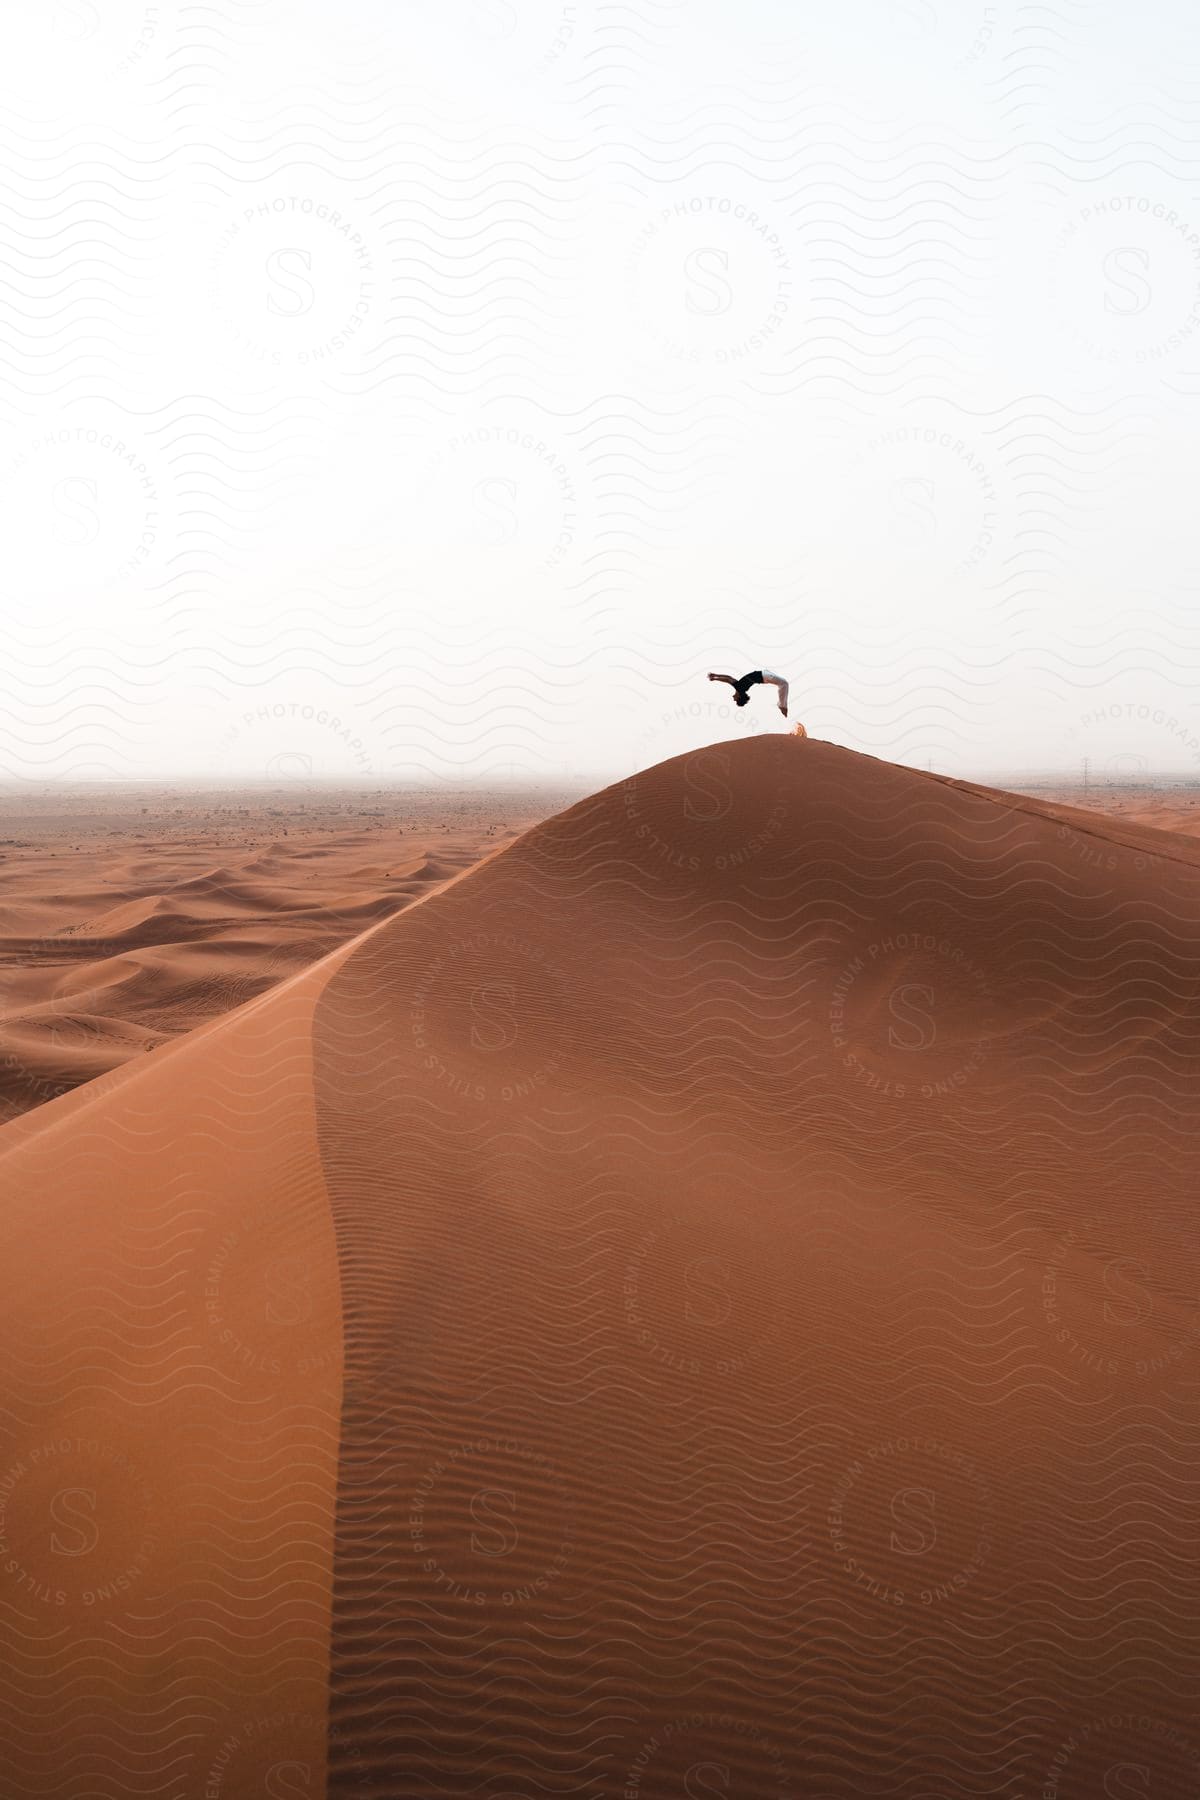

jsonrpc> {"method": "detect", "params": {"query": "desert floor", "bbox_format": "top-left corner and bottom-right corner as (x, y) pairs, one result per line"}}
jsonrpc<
(1, 770), (1188, 1125)
(2, 746), (1199, 1798)
(0, 781), (581, 1123)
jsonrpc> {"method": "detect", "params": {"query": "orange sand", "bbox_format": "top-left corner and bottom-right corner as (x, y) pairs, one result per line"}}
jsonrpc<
(0, 784), (566, 1123)
(1, 740), (1198, 1797)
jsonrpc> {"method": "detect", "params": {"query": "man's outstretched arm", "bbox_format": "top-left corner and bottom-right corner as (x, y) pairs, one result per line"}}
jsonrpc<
(707, 671), (737, 688)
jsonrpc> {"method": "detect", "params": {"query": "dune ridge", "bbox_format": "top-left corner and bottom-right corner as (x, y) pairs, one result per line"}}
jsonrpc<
(311, 737), (1200, 1797)
(0, 949), (347, 1799)
(0, 792), (557, 1122)
(1, 738), (1199, 1796)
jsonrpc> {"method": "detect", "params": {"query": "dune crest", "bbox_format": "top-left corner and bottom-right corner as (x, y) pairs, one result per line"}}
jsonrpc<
(311, 736), (1200, 1796)
(3, 738), (1200, 1796)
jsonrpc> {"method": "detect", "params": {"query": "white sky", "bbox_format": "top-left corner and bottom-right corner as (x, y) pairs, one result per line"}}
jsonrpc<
(1, 0), (1200, 785)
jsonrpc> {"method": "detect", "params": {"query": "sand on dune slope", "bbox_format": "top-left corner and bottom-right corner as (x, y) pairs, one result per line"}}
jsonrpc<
(0, 959), (346, 1800)
(313, 736), (1200, 1797)
(0, 792), (557, 1123)
(4, 736), (1200, 1797)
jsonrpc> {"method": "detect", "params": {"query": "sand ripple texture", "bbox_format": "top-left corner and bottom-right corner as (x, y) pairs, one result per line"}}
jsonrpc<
(0, 952), (345, 1799)
(4, 738), (1200, 1795)
(312, 737), (1200, 1798)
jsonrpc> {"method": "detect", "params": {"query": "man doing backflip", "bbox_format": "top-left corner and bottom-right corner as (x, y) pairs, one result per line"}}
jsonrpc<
(707, 668), (789, 717)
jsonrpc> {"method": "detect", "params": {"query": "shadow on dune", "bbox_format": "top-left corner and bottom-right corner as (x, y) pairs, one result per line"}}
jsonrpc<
(2, 738), (1200, 1796)
(312, 736), (1200, 1799)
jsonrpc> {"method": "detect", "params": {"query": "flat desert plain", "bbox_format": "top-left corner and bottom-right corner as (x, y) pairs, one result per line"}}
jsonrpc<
(1, 740), (1199, 1799)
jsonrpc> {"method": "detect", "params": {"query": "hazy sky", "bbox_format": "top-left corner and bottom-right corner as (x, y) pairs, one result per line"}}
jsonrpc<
(2, 0), (1200, 784)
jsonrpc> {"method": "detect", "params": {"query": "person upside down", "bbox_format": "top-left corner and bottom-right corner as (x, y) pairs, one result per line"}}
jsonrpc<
(707, 667), (789, 717)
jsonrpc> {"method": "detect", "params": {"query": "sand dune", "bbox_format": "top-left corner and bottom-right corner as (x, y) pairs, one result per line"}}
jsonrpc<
(0, 788), (562, 1121)
(2, 739), (1199, 1796)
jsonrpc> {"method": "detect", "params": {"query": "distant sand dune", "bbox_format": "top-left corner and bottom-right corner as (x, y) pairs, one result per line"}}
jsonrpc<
(2, 740), (1199, 1796)
(0, 800), (541, 1122)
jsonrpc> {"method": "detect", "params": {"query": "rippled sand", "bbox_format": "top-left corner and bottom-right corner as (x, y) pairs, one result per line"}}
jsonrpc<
(1, 741), (1198, 1797)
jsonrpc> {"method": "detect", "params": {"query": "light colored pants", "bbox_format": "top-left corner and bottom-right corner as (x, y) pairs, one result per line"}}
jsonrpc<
(759, 670), (789, 712)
